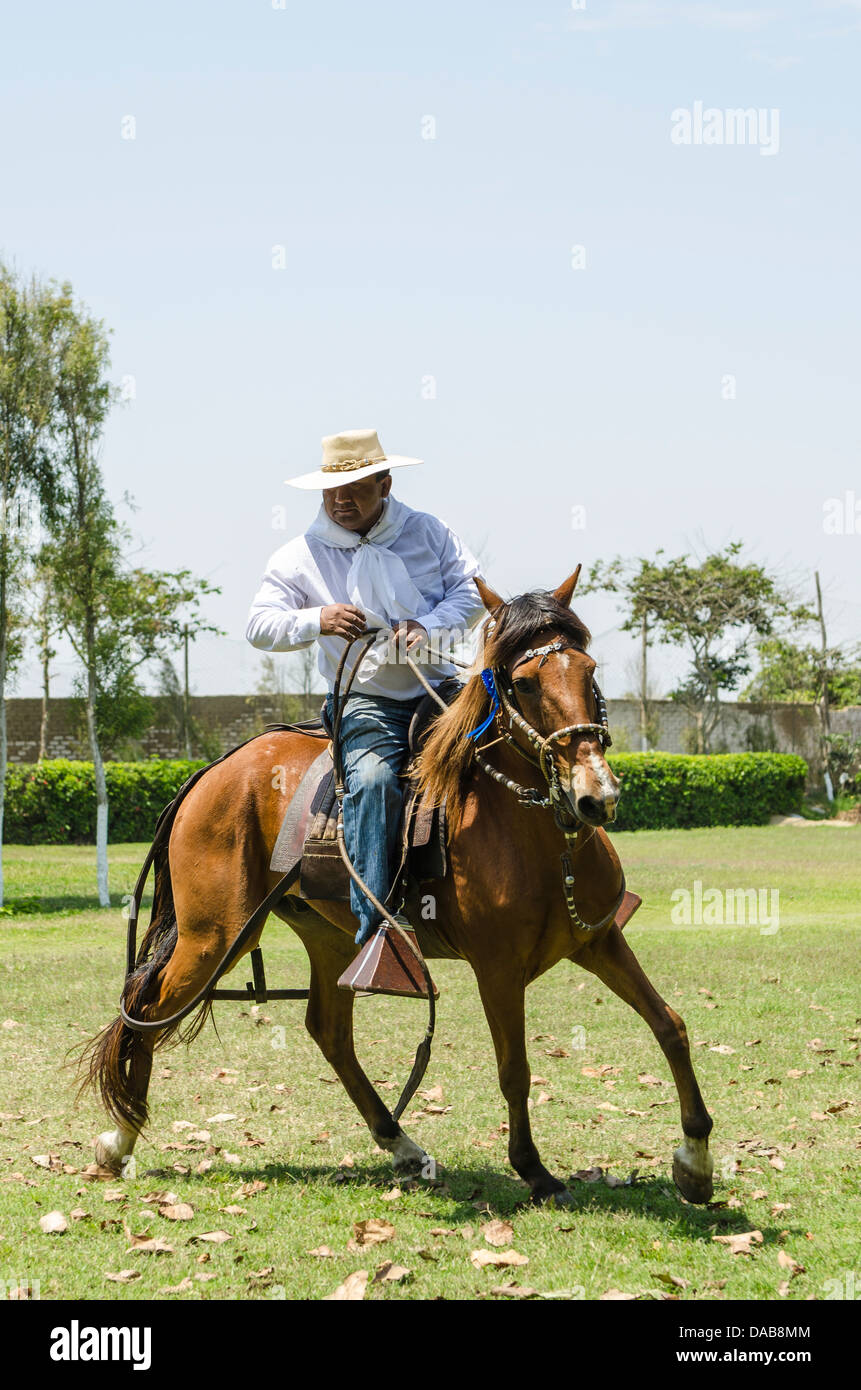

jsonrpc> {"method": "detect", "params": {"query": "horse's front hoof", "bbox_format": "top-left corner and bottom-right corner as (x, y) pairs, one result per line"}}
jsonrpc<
(672, 1138), (714, 1204)
(387, 1132), (436, 1180)
(533, 1184), (575, 1209)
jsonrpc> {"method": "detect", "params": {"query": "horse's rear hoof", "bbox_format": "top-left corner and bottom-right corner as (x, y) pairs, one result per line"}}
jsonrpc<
(672, 1140), (714, 1204)
(94, 1129), (134, 1176)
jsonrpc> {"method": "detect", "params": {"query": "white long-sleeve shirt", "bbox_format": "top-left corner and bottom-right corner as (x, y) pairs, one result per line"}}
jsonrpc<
(246, 502), (484, 699)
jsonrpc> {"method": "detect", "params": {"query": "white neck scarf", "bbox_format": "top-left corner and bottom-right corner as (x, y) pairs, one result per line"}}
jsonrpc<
(306, 496), (426, 681)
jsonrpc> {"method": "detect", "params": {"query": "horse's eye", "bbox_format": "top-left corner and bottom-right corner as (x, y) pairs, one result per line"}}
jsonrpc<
(513, 676), (535, 695)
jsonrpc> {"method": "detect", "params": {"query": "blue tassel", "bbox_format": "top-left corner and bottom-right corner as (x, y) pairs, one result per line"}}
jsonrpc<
(466, 669), (500, 741)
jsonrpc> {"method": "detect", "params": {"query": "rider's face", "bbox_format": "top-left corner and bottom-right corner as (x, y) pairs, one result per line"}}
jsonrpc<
(323, 472), (392, 534)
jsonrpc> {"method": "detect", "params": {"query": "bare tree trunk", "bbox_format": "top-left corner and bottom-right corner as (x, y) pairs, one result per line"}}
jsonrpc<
(814, 570), (833, 801)
(639, 615), (649, 752)
(0, 523), (7, 908)
(85, 617), (109, 907)
(38, 598), (50, 761)
(0, 631), (6, 910)
(183, 624), (192, 758)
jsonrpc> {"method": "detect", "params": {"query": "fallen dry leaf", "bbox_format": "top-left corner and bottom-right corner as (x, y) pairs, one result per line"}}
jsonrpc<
(160, 1277), (194, 1294)
(713, 1230), (763, 1256)
(373, 1261), (411, 1285)
(481, 1218), (514, 1248)
(193, 1230), (231, 1245)
(159, 1203), (194, 1222)
(124, 1218), (174, 1254)
(470, 1248), (528, 1270)
(350, 1218), (395, 1248)
(104, 1270), (141, 1284)
(308, 1245), (337, 1258)
(323, 1270), (368, 1301)
(600, 1289), (637, 1300)
(234, 1180), (267, 1198)
(570, 1166), (604, 1183)
(78, 1163), (117, 1182)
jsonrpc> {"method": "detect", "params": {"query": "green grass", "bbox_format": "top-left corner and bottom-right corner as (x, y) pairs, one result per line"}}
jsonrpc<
(0, 828), (858, 1302)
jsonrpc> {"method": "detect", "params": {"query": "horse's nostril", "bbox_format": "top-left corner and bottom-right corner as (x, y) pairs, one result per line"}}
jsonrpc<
(576, 796), (604, 823)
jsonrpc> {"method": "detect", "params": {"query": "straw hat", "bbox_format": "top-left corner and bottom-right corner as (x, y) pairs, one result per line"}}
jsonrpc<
(286, 429), (423, 490)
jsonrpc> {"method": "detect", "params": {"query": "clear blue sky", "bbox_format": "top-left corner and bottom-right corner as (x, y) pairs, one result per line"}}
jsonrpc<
(2, 0), (859, 699)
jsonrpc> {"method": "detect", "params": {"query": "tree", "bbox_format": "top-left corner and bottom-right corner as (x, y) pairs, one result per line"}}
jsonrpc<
(39, 289), (220, 902)
(0, 265), (57, 903)
(38, 297), (115, 901)
(176, 599), (224, 756)
(255, 647), (321, 724)
(743, 638), (861, 708)
(584, 544), (796, 753)
(743, 576), (861, 797)
(621, 649), (662, 751)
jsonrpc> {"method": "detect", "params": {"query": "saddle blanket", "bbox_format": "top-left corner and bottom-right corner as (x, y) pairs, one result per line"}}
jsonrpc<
(269, 747), (447, 900)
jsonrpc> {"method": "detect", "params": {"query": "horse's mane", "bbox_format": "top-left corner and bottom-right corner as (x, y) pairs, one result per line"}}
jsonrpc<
(413, 589), (591, 822)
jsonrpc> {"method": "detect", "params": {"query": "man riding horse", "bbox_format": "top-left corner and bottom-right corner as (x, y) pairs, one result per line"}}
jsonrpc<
(87, 465), (714, 1206)
(246, 428), (484, 997)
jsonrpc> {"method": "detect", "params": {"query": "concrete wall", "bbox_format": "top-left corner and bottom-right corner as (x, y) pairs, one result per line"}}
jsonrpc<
(6, 693), (860, 786)
(604, 697), (861, 784)
(5, 694), (323, 764)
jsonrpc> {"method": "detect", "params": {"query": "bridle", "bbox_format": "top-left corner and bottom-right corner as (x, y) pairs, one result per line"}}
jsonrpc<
(470, 637), (612, 814)
(463, 633), (625, 933)
(337, 625), (625, 936)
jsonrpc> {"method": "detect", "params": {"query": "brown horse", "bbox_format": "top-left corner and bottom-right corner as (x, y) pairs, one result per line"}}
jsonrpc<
(83, 568), (714, 1207)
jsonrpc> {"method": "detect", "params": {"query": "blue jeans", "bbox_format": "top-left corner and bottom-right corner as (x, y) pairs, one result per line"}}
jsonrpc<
(324, 691), (423, 946)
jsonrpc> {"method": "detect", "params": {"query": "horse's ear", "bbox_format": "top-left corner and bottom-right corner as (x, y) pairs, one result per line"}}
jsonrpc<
(552, 565), (582, 609)
(474, 574), (505, 614)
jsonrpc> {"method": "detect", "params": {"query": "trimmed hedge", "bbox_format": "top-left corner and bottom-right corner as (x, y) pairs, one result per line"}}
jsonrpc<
(4, 759), (208, 844)
(606, 752), (807, 831)
(2, 751), (808, 844)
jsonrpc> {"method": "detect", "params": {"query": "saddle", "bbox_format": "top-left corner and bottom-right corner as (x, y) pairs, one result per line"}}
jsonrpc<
(269, 678), (463, 903)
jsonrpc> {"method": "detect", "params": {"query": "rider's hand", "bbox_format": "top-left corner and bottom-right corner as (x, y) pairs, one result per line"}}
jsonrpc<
(392, 619), (429, 654)
(320, 603), (367, 640)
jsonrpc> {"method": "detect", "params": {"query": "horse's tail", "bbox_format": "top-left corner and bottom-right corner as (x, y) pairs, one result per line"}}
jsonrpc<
(78, 800), (211, 1132)
(79, 722), (321, 1133)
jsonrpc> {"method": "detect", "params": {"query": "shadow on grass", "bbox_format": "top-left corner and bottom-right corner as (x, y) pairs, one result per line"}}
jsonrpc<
(138, 1156), (798, 1247)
